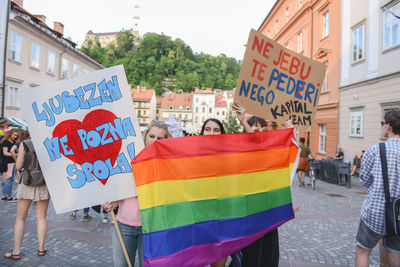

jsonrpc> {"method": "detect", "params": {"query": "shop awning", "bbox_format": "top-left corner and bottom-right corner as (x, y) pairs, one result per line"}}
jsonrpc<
(0, 117), (28, 129)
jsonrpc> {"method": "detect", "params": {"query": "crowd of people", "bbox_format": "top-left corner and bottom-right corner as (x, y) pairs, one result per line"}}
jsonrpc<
(1, 108), (400, 267)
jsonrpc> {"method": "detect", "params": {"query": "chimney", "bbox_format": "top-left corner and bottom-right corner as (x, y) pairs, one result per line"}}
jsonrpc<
(34, 15), (46, 23)
(53, 22), (64, 35)
(12, 0), (23, 7)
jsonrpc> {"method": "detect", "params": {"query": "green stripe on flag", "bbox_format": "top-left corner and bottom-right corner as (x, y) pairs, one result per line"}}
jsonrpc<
(140, 186), (292, 233)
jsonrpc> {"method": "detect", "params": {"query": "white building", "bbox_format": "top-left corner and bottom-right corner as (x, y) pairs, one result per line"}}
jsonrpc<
(192, 88), (215, 131)
(4, 0), (103, 125)
(339, 0), (400, 162)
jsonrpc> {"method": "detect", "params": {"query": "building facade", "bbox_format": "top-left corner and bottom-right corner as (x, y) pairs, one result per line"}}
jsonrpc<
(5, 0), (103, 121)
(131, 86), (156, 132)
(259, 0), (341, 159)
(84, 29), (139, 48)
(192, 88), (216, 131)
(159, 92), (194, 132)
(338, 0), (400, 162)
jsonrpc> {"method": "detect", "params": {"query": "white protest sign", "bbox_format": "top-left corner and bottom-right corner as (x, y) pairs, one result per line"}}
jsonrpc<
(20, 65), (145, 214)
(168, 113), (184, 138)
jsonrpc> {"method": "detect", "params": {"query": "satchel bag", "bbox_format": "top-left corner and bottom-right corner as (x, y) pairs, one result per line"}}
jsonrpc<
(379, 143), (400, 236)
(21, 140), (46, 186)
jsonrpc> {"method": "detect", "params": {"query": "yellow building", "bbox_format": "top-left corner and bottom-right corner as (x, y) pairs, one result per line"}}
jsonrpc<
(131, 86), (156, 132)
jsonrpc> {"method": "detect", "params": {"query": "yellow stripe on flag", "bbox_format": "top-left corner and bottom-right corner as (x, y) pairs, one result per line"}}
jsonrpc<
(137, 167), (291, 210)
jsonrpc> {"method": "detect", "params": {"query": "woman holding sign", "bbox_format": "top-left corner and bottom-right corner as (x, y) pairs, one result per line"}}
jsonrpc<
(233, 102), (299, 267)
(103, 120), (172, 267)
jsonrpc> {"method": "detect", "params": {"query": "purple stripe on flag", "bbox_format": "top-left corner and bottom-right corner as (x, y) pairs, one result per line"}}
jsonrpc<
(144, 216), (293, 267)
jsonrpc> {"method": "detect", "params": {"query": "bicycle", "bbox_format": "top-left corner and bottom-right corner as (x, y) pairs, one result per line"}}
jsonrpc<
(307, 158), (316, 190)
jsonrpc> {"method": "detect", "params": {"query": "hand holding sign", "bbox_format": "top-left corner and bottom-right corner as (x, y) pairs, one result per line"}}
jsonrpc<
(234, 29), (327, 129)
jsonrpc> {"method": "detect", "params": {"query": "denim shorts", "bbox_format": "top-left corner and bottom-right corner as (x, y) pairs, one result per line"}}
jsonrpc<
(356, 219), (400, 254)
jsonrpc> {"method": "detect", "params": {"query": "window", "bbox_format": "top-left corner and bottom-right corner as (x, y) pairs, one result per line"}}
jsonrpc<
(222, 111), (225, 116)
(217, 111), (220, 116)
(299, 0), (302, 9)
(9, 32), (22, 62)
(319, 124), (326, 153)
(73, 64), (79, 77)
(195, 116), (198, 123)
(61, 58), (69, 79)
(286, 8), (289, 23)
(196, 97), (199, 103)
(209, 107), (212, 113)
(321, 62), (328, 92)
(30, 42), (40, 69)
(323, 12), (329, 38)
(7, 85), (19, 107)
(297, 32), (303, 53)
(383, 3), (400, 50)
(83, 68), (88, 74)
(138, 110), (141, 116)
(349, 109), (363, 137)
(47, 50), (56, 74)
(352, 25), (365, 63)
(202, 107), (205, 113)
(195, 107), (198, 113)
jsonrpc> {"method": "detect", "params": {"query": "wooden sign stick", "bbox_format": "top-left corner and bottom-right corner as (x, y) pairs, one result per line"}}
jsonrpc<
(111, 209), (132, 267)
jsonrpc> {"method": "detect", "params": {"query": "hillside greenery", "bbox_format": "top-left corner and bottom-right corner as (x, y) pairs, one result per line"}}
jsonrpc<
(80, 31), (241, 96)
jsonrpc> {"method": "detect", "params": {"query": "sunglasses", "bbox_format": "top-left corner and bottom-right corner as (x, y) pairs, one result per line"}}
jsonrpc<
(152, 120), (169, 128)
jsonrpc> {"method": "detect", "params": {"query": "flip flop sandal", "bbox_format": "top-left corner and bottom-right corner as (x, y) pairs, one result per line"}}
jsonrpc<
(4, 250), (20, 260)
(38, 249), (46, 257)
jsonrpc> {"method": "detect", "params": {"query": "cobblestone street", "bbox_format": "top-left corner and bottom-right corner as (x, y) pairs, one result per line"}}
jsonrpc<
(0, 176), (379, 267)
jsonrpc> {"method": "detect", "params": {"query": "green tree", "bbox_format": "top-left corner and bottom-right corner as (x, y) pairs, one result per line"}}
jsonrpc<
(223, 109), (242, 134)
(79, 32), (242, 95)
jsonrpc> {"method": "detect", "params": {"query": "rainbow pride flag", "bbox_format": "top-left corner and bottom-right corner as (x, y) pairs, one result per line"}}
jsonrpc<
(132, 128), (299, 267)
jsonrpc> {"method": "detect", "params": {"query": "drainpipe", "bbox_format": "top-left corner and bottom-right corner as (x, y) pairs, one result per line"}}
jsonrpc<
(1, 0), (11, 117)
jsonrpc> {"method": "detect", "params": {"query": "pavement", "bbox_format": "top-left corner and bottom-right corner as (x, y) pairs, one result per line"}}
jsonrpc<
(0, 175), (380, 267)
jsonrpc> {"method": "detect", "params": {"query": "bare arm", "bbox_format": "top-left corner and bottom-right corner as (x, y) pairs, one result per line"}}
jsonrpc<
(10, 145), (18, 161)
(15, 143), (25, 172)
(2, 146), (12, 157)
(232, 102), (253, 133)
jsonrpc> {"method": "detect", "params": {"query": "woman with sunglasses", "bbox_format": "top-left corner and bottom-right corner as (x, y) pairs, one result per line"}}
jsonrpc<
(103, 120), (172, 267)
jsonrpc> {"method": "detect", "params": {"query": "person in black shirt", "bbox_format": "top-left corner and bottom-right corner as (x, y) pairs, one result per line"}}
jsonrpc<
(335, 147), (344, 161)
(1, 129), (19, 201)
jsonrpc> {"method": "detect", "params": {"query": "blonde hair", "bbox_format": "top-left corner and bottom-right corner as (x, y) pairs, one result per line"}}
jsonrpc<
(143, 121), (172, 144)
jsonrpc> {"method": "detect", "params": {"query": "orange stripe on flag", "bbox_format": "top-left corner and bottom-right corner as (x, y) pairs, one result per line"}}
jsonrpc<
(133, 146), (296, 187)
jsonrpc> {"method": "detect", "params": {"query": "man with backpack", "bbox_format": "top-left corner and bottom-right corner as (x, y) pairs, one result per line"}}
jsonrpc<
(356, 110), (400, 267)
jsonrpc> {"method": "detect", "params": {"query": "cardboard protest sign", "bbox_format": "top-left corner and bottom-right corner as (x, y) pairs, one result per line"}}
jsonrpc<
(20, 65), (145, 214)
(234, 29), (327, 129)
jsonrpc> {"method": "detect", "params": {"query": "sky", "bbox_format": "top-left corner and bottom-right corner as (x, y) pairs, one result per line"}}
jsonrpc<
(23, 0), (276, 60)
